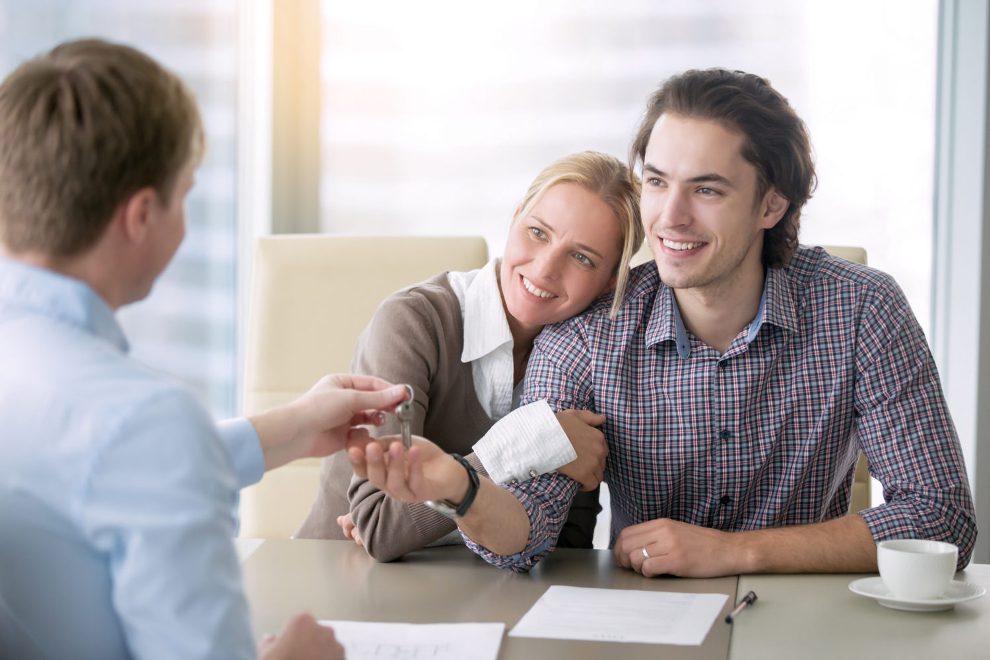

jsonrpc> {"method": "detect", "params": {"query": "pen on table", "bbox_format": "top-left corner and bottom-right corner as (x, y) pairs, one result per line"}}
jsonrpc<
(725, 590), (758, 624)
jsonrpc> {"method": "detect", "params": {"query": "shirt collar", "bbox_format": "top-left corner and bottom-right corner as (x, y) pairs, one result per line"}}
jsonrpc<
(0, 258), (129, 352)
(450, 258), (513, 363)
(644, 281), (678, 351)
(762, 264), (800, 334)
(646, 266), (797, 359)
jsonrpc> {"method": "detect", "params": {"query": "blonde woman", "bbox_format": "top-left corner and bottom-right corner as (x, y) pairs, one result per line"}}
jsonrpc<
(298, 151), (643, 560)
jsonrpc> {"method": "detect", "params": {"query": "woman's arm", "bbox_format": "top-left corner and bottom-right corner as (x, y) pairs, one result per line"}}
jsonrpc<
(343, 289), (465, 560)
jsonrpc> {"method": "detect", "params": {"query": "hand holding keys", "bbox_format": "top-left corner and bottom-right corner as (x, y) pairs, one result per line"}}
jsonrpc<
(394, 384), (415, 448)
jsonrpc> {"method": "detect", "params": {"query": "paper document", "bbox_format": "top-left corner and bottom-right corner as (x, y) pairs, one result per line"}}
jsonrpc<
(319, 621), (504, 660)
(509, 585), (727, 646)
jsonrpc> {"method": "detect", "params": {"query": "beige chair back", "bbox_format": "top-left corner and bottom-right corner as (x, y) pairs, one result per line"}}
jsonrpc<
(240, 235), (489, 538)
(821, 247), (871, 513)
(624, 242), (871, 513)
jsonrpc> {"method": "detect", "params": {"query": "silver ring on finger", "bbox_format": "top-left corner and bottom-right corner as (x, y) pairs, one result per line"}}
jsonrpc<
(641, 546), (650, 560)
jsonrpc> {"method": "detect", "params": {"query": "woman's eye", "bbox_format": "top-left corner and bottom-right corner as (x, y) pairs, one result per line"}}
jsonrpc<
(529, 227), (548, 240)
(573, 252), (594, 267)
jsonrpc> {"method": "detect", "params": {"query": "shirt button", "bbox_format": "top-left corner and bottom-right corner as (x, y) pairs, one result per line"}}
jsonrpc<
(719, 429), (731, 440)
(719, 495), (733, 506)
(529, 470), (539, 479)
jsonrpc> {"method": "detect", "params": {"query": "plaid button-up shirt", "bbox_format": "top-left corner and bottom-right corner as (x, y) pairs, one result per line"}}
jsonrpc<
(465, 247), (976, 571)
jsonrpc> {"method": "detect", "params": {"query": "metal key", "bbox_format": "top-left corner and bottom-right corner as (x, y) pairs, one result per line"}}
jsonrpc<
(395, 384), (415, 448)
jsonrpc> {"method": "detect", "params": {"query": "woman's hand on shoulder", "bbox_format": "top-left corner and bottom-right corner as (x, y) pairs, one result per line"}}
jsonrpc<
(555, 409), (607, 491)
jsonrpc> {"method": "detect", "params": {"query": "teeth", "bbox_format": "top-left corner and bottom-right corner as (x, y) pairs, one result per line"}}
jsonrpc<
(663, 239), (705, 251)
(522, 277), (557, 299)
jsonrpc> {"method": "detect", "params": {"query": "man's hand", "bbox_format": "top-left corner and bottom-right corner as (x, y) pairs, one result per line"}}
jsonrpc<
(252, 374), (409, 471)
(337, 513), (363, 547)
(613, 518), (743, 578)
(347, 435), (469, 505)
(555, 409), (607, 491)
(259, 613), (343, 660)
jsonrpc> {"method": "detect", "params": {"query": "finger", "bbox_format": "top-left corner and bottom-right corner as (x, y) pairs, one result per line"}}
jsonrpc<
(347, 446), (369, 478)
(336, 515), (354, 538)
(632, 549), (650, 576)
(349, 410), (386, 427)
(571, 409), (607, 426)
(384, 441), (418, 500)
(345, 431), (383, 452)
(363, 442), (390, 488)
(347, 385), (409, 412)
(614, 531), (643, 568)
(614, 543), (630, 568)
(346, 427), (371, 445)
(353, 530), (364, 548)
(334, 373), (401, 393)
(406, 446), (425, 495)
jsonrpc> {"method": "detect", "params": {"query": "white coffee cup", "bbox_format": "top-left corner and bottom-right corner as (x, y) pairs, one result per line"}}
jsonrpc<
(877, 539), (958, 600)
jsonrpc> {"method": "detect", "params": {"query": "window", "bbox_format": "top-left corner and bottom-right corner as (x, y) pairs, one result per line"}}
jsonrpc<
(318, 0), (938, 336)
(0, 0), (240, 417)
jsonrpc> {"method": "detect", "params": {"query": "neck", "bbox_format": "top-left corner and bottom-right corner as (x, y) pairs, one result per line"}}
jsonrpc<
(674, 262), (765, 354)
(495, 263), (542, 384)
(8, 249), (126, 310)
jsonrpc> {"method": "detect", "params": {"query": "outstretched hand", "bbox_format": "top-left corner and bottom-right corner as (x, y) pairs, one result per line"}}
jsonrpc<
(347, 435), (470, 505)
(253, 373), (409, 471)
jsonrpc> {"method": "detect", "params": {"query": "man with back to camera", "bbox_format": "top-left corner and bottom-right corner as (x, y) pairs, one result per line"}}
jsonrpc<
(0, 39), (411, 658)
(347, 68), (977, 577)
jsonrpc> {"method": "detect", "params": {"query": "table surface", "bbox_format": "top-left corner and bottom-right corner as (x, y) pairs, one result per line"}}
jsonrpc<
(239, 539), (990, 660)
(732, 564), (990, 660)
(241, 540), (736, 660)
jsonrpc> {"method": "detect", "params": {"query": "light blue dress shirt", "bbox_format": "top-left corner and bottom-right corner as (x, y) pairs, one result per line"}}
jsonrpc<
(0, 259), (265, 659)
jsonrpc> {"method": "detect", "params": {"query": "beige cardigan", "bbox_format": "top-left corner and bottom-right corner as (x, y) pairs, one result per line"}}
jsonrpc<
(296, 273), (599, 560)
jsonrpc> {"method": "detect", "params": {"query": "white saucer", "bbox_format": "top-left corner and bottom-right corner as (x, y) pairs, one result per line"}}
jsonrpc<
(849, 577), (986, 612)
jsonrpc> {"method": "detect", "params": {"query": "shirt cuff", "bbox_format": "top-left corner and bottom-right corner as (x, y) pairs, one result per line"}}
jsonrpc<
(472, 400), (575, 484)
(216, 417), (265, 488)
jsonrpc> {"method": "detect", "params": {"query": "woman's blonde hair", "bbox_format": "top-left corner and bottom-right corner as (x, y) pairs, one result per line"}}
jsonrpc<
(515, 151), (644, 318)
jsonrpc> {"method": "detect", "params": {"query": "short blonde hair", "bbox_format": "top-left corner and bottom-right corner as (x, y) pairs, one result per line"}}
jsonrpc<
(516, 151), (643, 318)
(0, 39), (204, 257)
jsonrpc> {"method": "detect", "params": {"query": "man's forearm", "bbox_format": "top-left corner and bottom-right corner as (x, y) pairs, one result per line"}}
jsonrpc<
(737, 514), (877, 573)
(455, 478), (531, 555)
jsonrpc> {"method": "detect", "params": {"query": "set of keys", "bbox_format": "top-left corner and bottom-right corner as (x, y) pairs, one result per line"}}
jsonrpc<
(394, 384), (415, 448)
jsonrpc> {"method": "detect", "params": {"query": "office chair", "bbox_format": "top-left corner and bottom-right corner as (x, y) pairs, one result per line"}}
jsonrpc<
(240, 234), (489, 538)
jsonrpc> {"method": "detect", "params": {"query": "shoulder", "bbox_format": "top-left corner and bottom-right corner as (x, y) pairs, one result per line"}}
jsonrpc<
(355, 272), (465, 371)
(543, 262), (661, 336)
(533, 263), (660, 362)
(371, 272), (463, 329)
(785, 246), (909, 312)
